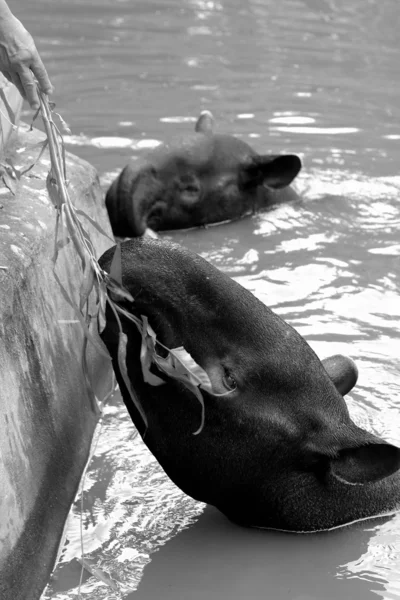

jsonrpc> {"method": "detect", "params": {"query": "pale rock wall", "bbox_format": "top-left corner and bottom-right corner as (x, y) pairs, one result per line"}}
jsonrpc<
(0, 121), (114, 600)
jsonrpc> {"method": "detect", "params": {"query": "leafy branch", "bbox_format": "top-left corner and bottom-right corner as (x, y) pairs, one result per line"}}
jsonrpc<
(34, 88), (229, 433)
(27, 89), (236, 597)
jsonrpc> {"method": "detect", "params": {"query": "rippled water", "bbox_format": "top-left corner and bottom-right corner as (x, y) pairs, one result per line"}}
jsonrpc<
(19, 0), (400, 597)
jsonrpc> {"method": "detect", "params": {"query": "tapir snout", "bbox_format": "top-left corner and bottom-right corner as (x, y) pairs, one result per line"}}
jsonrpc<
(99, 238), (400, 532)
(106, 111), (301, 238)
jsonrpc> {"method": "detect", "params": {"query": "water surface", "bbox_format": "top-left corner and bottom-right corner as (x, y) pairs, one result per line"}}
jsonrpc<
(20, 0), (400, 598)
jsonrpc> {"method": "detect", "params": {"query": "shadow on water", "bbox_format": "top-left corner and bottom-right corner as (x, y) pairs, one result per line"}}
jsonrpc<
(129, 506), (392, 600)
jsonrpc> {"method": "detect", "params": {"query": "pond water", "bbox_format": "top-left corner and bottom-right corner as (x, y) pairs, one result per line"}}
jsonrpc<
(18, 0), (400, 598)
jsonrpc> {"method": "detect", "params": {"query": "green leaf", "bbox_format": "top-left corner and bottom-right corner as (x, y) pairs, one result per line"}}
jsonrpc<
(117, 330), (148, 428)
(52, 216), (70, 264)
(29, 106), (40, 130)
(0, 161), (18, 195)
(46, 169), (62, 210)
(62, 203), (88, 271)
(140, 316), (165, 386)
(108, 305), (213, 434)
(79, 264), (96, 311)
(152, 348), (206, 434)
(77, 557), (119, 592)
(75, 209), (115, 242)
(54, 110), (72, 135)
(53, 269), (111, 359)
(140, 316), (209, 435)
(191, 389), (205, 436)
(19, 139), (49, 176)
(106, 276), (134, 303)
(106, 244), (136, 303)
(97, 282), (107, 333)
(110, 243), (122, 285)
(151, 341), (212, 393)
(1, 170), (17, 195)
(81, 317), (102, 415)
(169, 346), (214, 393)
(111, 301), (142, 328)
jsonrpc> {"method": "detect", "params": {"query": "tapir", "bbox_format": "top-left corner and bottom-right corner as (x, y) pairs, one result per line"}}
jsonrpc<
(99, 238), (400, 532)
(105, 111), (301, 238)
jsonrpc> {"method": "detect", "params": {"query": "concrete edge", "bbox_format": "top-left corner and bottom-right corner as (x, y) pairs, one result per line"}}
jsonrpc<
(0, 122), (114, 600)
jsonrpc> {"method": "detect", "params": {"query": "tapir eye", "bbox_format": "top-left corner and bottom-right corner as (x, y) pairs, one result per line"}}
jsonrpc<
(222, 370), (237, 391)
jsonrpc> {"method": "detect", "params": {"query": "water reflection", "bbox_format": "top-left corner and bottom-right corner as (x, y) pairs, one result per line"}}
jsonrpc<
(16, 0), (400, 175)
(342, 515), (400, 599)
(130, 506), (393, 600)
(42, 396), (205, 599)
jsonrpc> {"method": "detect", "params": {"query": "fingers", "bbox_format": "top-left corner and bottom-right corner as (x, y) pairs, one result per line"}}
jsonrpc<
(30, 55), (53, 95)
(7, 70), (25, 100)
(3, 65), (45, 111)
(8, 62), (54, 111)
(17, 65), (40, 109)
(2, 69), (33, 106)
(0, 16), (54, 110)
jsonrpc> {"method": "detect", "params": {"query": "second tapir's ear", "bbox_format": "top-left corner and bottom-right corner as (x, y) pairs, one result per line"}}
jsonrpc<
(330, 441), (400, 485)
(195, 110), (215, 134)
(240, 154), (302, 190)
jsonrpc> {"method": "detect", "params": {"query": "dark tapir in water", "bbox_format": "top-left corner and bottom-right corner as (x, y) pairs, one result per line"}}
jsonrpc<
(105, 111), (301, 237)
(99, 238), (400, 532)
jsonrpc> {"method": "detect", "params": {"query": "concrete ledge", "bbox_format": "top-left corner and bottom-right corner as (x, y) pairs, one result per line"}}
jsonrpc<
(0, 123), (114, 600)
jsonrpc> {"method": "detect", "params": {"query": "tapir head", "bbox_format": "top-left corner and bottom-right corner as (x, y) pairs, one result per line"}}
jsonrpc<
(105, 111), (301, 237)
(99, 238), (400, 532)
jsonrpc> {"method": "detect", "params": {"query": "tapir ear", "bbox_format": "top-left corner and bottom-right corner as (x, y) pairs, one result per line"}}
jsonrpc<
(321, 354), (358, 396)
(195, 110), (215, 134)
(240, 154), (301, 190)
(331, 442), (400, 485)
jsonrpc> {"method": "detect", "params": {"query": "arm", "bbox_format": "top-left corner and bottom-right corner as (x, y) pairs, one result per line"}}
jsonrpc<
(0, 0), (53, 110)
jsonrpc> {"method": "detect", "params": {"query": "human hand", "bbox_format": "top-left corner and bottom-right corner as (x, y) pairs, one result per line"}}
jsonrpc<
(0, 13), (53, 110)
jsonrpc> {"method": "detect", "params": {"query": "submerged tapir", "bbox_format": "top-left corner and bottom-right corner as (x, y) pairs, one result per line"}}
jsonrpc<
(99, 238), (400, 532)
(105, 111), (302, 237)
